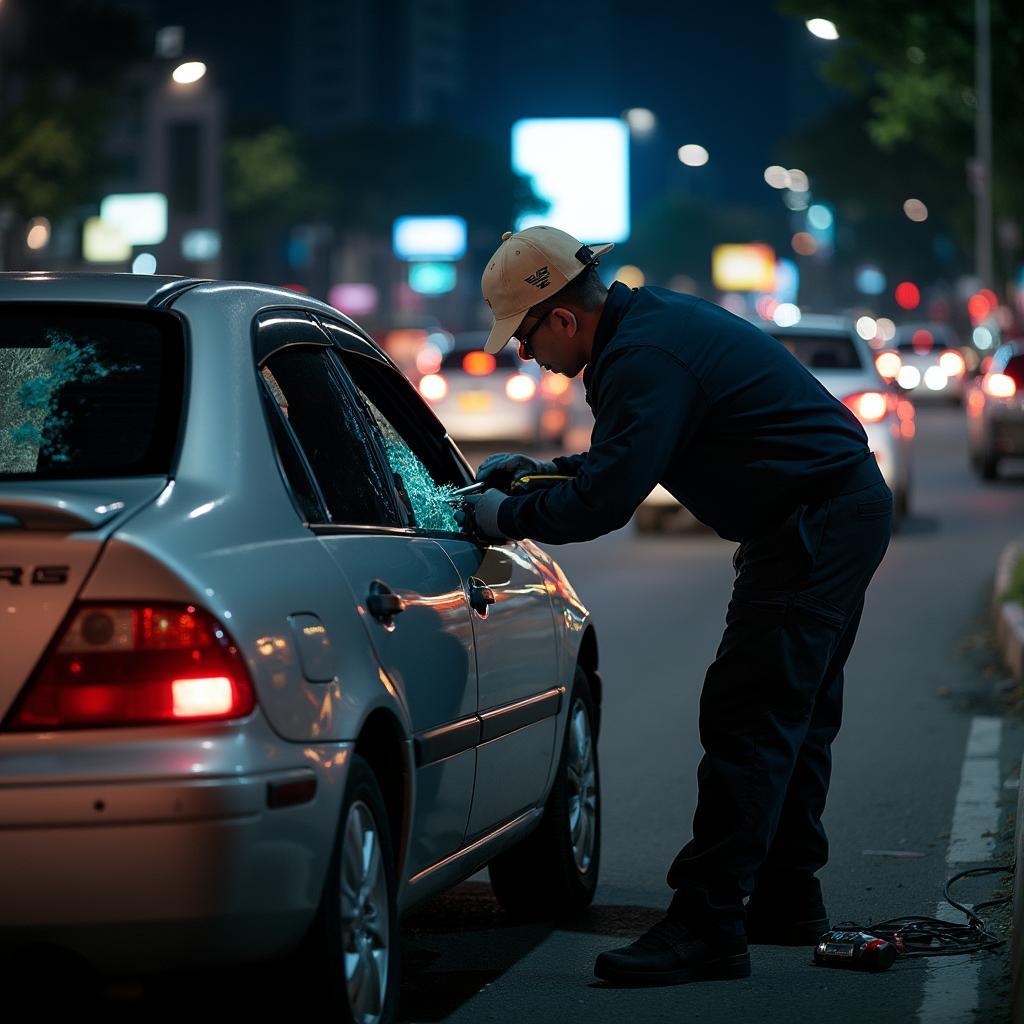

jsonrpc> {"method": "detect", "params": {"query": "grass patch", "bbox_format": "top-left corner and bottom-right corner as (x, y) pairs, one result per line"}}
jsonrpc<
(1002, 552), (1024, 605)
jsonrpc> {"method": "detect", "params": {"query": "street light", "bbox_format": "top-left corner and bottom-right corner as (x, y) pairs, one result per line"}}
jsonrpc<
(805, 18), (839, 40)
(624, 108), (656, 138)
(172, 61), (207, 85)
(677, 144), (709, 167)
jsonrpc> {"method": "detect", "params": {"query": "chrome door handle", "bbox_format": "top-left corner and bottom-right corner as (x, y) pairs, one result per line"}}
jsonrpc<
(367, 579), (405, 626)
(468, 576), (495, 616)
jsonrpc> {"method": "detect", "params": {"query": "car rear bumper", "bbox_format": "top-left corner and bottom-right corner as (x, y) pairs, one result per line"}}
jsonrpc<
(0, 743), (352, 972)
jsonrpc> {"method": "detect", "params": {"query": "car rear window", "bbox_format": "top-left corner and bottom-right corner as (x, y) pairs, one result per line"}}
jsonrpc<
(441, 348), (521, 371)
(772, 333), (864, 371)
(0, 304), (183, 479)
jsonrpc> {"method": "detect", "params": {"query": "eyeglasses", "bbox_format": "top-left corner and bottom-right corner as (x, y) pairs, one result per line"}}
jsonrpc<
(514, 310), (549, 360)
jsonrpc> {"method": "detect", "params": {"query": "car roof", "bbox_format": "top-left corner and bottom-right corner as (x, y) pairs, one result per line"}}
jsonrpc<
(0, 271), (210, 306)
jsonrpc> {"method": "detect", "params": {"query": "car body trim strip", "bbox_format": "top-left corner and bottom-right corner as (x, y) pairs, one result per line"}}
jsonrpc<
(407, 807), (542, 886)
(479, 686), (563, 743)
(414, 715), (481, 767)
(413, 687), (564, 768)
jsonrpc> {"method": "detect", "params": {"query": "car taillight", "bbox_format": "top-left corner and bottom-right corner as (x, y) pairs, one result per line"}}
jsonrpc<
(462, 352), (496, 376)
(983, 372), (1017, 399)
(4, 603), (256, 731)
(418, 373), (447, 401)
(939, 350), (966, 377)
(541, 374), (572, 398)
(875, 351), (902, 380)
(505, 373), (537, 402)
(842, 391), (890, 424)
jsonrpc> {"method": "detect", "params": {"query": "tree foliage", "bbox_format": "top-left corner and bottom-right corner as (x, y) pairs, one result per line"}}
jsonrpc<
(778, 0), (1024, 273)
(0, 0), (144, 220)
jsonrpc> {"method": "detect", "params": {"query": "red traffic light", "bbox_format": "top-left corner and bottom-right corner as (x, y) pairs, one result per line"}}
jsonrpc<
(894, 281), (920, 310)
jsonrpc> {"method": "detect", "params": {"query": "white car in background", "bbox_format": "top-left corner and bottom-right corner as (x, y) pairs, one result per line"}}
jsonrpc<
(0, 273), (603, 1023)
(637, 315), (914, 532)
(883, 322), (968, 405)
(415, 332), (572, 447)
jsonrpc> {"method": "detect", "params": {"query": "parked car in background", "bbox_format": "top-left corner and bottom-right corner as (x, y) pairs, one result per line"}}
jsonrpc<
(966, 340), (1024, 479)
(416, 331), (572, 447)
(0, 274), (603, 1024)
(879, 322), (968, 405)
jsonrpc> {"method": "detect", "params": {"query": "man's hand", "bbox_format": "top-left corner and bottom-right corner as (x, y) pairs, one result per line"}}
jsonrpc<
(454, 488), (509, 543)
(477, 452), (560, 492)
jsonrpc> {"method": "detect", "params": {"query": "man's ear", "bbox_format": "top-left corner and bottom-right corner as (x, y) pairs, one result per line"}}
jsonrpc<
(553, 307), (577, 336)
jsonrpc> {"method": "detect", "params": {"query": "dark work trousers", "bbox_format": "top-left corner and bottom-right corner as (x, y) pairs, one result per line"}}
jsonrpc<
(667, 458), (892, 937)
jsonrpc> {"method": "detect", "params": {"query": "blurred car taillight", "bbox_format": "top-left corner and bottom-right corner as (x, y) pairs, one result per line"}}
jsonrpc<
(842, 390), (890, 424)
(416, 344), (443, 375)
(463, 352), (496, 376)
(983, 372), (1017, 399)
(419, 373), (447, 401)
(4, 603), (256, 731)
(505, 373), (537, 402)
(541, 374), (572, 398)
(875, 351), (902, 380)
(939, 350), (966, 377)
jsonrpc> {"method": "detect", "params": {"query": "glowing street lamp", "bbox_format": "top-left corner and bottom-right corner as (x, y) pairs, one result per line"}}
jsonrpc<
(172, 61), (207, 85)
(806, 18), (839, 40)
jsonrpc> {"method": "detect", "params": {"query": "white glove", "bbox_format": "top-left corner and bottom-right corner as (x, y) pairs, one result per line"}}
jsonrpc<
(456, 488), (509, 543)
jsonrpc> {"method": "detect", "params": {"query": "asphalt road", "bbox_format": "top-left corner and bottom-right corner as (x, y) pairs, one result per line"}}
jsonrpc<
(52, 404), (1024, 1022)
(398, 404), (1024, 1024)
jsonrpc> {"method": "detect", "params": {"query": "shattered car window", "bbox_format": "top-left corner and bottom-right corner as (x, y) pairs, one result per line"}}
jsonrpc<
(0, 308), (182, 479)
(359, 393), (462, 532)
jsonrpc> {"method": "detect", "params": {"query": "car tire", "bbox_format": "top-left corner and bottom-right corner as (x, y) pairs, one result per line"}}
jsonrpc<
(302, 754), (400, 1024)
(487, 667), (601, 919)
(635, 506), (667, 533)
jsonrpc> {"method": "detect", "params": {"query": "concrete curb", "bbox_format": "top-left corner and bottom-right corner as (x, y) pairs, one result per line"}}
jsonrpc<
(994, 540), (1024, 1024)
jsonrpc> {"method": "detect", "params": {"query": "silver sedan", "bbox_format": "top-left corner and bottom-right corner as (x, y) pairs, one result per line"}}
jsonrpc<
(0, 273), (603, 1024)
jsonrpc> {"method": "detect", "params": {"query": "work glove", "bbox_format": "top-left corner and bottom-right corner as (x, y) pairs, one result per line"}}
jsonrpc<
(477, 452), (560, 492)
(454, 488), (509, 544)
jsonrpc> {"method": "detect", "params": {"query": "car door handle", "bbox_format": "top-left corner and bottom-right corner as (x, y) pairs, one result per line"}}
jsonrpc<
(468, 576), (495, 615)
(366, 580), (406, 624)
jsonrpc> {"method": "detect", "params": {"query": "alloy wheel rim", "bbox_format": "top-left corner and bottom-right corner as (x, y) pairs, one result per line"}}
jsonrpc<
(340, 799), (390, 1024)
(566, 698), (597, 873)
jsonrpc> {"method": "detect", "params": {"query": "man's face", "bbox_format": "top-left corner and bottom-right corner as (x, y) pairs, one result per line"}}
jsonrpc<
(515, 307), (587, 377)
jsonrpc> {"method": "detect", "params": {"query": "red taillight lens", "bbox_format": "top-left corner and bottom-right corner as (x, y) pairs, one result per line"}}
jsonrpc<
(462, 351), (496, 376)
(4, 603), (256, 731)
(983, 372), (1017, 399)
(842, 391), (891, 424)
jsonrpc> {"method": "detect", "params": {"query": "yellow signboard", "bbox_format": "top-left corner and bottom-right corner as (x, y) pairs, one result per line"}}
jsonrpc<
(712, 244), (776, 292)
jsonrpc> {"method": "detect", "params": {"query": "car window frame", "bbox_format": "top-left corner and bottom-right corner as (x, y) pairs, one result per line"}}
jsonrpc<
(315, 315), (477, 541)
(251, 308), (409, 534)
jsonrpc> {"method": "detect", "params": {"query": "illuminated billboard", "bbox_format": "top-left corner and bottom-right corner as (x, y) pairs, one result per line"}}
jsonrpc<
(99, 192), (168, 246)
(393, 216), (467, 261)
(512, 118), (629, 243)
(712, 244), (776, 292)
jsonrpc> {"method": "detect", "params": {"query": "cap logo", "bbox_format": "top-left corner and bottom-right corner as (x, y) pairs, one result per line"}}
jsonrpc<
(524, 266), (551, 289)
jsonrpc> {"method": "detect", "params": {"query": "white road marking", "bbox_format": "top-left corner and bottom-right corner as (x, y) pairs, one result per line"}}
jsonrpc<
(916, 716), (1002, 1024)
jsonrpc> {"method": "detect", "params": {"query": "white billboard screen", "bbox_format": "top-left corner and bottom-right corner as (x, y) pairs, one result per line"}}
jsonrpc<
(512, 118), (629, 243)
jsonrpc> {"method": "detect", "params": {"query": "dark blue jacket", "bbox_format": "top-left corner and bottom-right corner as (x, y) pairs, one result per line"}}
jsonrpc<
(496, 282), (871, 544)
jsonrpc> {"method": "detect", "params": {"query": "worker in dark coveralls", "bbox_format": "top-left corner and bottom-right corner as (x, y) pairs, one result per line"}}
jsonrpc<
(460, 225), (893, 986)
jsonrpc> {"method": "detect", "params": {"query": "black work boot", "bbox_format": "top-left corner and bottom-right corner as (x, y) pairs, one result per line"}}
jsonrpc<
(594, 915), (750, 986)
(745, 876), (830, 945)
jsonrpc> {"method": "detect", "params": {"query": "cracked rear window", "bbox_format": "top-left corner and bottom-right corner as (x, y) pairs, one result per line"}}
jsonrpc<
(0, 305), (183, 479)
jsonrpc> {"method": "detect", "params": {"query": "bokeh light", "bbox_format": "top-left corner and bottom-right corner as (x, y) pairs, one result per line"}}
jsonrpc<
(895, 281), (920, 310)
(677, 144), (709, 167)
(764, 165), (790, 189)
(773, 303), (801, 327)
(791, 232), (817, 256)
(855, 316), (877, 340)
(903, 198), (928, 222)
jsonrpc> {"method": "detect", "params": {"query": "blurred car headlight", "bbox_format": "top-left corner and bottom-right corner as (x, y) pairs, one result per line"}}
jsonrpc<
(875, 351), (902, 380)
(939, 350), (966, 378)
(897, 365), (922, 390)
(924, 366), (948, 391)
(419, 373), (448, 401)
(505, 373), (537, 402)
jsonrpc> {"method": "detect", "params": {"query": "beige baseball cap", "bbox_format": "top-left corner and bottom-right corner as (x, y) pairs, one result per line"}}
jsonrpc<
(480, 225), (613, 355)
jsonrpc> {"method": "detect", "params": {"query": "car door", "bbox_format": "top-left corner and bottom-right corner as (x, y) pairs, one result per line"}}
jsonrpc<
(322, 318), (562, 840)
(254, 311), (478, 876)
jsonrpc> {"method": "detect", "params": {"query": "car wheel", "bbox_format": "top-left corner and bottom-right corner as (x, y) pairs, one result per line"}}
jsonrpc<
(635, 506), (666, 533)
(488, 667), (601, 918)
(303, 754), (399, 1024)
